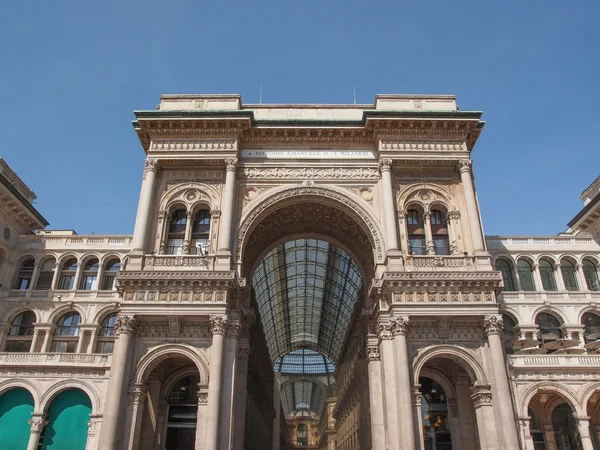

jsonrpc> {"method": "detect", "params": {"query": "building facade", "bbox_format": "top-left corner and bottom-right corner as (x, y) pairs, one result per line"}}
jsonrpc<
(0, 94), (599, 450)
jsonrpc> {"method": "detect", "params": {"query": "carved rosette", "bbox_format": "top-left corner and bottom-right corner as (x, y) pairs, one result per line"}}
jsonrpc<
(376, 322), (394, 341)
(458, 159), (472, 174)
(210, 315), (229, 335)
(378, 158), (392, 173)
(225, 158), (238, 172)
(197, 391), (209, 405)
(366, 343), (380, 361)
(116, 315), (137, 337)
(29, 418), (48, 433)
(483, 315), (504, 336)
(390, 316), (410, 336)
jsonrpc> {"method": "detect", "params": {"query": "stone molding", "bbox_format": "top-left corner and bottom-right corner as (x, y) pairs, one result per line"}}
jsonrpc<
(237, 166), (380, 180)
(210, 315), (229, 335)
(115, 315), (137, 337)
(150, 139), (237, 152)
(380, 141), (465, 152)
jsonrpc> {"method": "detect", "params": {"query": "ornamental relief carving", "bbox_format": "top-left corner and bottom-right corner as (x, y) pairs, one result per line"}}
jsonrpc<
(122, 290), (228, 303)
(380, 141), (466, 152)
(164, 170), (224, 181)
(150, 139), (237, 152)
(397, 182), (457, 212)
(160, 182), (220, 211)
(237, 166), (380, 180)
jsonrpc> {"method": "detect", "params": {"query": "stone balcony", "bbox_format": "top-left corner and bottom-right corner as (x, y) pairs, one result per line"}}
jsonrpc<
(0, 352), (112, 369)
(18, 234), (132, 250)
(510, 354), (600, 369)
(403, 255), (476, 271)
(500, 291), (600, 302)
(486, 235), (597, 250)
(0, 289), (120, 302)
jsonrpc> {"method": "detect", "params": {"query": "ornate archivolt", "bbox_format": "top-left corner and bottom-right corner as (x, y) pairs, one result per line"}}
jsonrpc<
(134, 343), (210, 386)
(235, 184), (387, 271)
(397, 182), (457, 212)
(159, 182), (220, 212)
(516, 381), (585, 417)
(39, 379), (102, 415)
(412, 344), (487, 386)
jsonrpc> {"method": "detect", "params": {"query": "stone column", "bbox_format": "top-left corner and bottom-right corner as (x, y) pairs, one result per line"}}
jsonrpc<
(98, 315), (137, 450)
(204, 315), (228, 450)
(127, 384), (147, 450)
(532, 264), (544, 291)
(543, 424), (558, 450)
(183, 210), (194, 255)
(219, 321), (240, 448)
(391, 316), (416, 450)
(483, 315), (520, 449)
(157, 210), (168, 254)
(29, 263), (41, 291)
(73, 263), (83, 291)
(366, 337), (386, 450)
(50, 265), (60, 290)
(576, 263), (589, 291)
(447, 398), (464, 449)
(414, 385), (425, 450)
(470, 385), (496, 450)
(377, 320), (401, 450)
(27, 417), (47, 450)
(96, 263), (105, 291)
(87, 328), (98, 354)
(554, 263), (567, 291)
(518, 416), (535, 450)
(458, 160), (485, 254)
(232, 342), (250, 450)
(446, 210), (461, 255)
(512, 263), (523, 291)
(76, 329), (86, 353)
(379, 158), (400, 252)
(423, 212), (435, 255)
(217, 159), (238, 252)
(196, 387), (209, 450)
(132, 159), (159, 252)
(41, 326), (55, 352)
(30, 328), (40, 353)
(576, 416), (595, 450)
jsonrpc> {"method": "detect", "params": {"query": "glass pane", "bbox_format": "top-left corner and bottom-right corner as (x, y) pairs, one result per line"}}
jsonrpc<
(10, 311), (35, 336)
(433, 238), (450, 256)
(167, 239), (184, 255)
(102, 275), (116, 290)
(36, 272), (53, 290)
(59, 275), (74, 290)
(582, 313), (600, 343)
(409, 238), (427, 255)
(560, 261), (579, 291)
(81, 275), (97, 290)
(583, 261), (600, 291)
(169, 210), (187, 233)
(539, 261), (557, 291)
(536, 313), (562, 342)
(407, 210), (422, 225)
(496, 260), (516, 291)
(518, 260), (536, 291)
(6, 340), (32, 352)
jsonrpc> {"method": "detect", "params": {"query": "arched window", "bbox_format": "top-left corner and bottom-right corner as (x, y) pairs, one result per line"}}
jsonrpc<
(101, 259), (120, 290)
(52, 312), (81, 353)
(96, 313), (117, 353)
(502, 314), (518, 355)
(6, 311), (36, 352)
(165, 375), (199, 447)
(430, 209), (450, 255)
(496, 259), (516, 291)
(58, 258), (78, 290)
(581, 312), (600, 344)
(535, 313), (563, 346)
(191, 209), (211, 255)
(167, 209), (187, 255)
(551, 404), (582, 449)
(297, 424), (309, 446)
(582, 260), (600, 291)
(80, 259), (99, 290)
(517, 260), (536, 291)
(15, 259), (34, 290)
(36, 258), (56, 290)
(407, 209), (426, 255)
(539, 259), (557, 291)
(560, 259), (579, 291)
(528, 408), (546, 450)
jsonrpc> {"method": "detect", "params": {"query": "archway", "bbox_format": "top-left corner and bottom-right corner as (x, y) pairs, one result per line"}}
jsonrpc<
(0, 387), (34, 450)
(40, 388), (92, 450)
(240, 194), (379, 450)
(586, 390), (600, 448)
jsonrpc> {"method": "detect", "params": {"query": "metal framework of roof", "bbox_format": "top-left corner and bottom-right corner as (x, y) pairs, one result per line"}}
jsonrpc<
(252, 238), (363, 417)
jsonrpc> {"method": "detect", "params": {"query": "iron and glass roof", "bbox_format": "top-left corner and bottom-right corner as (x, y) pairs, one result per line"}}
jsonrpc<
(252, 238), (363, 364)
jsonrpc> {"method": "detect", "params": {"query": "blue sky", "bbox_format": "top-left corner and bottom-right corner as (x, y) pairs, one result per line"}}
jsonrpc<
(1, 0), (598, 236)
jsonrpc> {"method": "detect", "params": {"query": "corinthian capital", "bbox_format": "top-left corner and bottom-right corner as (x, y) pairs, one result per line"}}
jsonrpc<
(115, 314), (137, 337)
(390, 316), (410, 336)
(376, 322), (393, 340)
(210, 315), (229, 335)
(483, 315), (503, 336)
(458, 159), (472, 174)
(28, 418), (48, 433)
(378, 158), (392, 173)
(144, 158), (159, 174)
(225, 158), (238, 171)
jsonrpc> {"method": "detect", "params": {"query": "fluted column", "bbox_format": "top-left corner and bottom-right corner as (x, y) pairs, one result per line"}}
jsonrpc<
(366, 336), (386, 450)
(483, 315), (520, 449)
(379, 159), (399, 252)
(98, 315), (137, 450)
(470, 385), (496, 450)
(458, 160), (485, 254)
(204, 315), (228, 450)
(217, 159), (237, 252)
(391, 316), (416, 450)
(27, 416), (47, 450)
(576, 417), (595, 450)
(132, 159), (159, 251)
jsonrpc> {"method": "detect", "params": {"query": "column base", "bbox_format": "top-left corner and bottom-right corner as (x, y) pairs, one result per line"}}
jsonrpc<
(215, 251), (232, 270)
(126, 251), (145, 270)
(385, 250), (404, 270)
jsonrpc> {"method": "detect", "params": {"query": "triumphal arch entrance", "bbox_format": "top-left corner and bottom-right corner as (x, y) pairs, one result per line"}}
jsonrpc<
(97, 94), (518, 450)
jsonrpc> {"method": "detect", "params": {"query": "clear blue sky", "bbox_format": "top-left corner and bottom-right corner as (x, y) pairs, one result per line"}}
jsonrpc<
(1, 1), (598, 236)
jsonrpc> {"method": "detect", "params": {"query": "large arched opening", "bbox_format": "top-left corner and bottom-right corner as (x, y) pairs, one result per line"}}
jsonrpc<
(0, 387), (34, 450)
(240, 193), (379, 450)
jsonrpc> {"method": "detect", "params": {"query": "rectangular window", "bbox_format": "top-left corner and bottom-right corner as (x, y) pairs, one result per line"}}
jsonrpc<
(102, 276), (116, 290)
(5, 340), (31, 352)
(59, 276), (74, 290)
(96, 341), (114, 354)
(52, 340), (77, 353)
(518, 267), (536, 291)
(167, 238), (185, 255)
(434, 237), (450, 255)
(81, 275), (97, 290)
(16, 278), (30, 290)
(409, 238), (427, 255)
(37, 272), (53, 290)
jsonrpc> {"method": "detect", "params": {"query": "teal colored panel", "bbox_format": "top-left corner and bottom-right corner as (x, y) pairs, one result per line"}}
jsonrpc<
(41, 389), (92, 450)
(0, 387), (35, 450)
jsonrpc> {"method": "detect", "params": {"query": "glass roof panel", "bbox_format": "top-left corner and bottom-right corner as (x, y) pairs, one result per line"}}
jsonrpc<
(253, 238), (363, 364)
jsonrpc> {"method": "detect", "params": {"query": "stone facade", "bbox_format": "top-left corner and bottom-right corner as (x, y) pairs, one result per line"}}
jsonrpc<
(0, 94), (598, 450)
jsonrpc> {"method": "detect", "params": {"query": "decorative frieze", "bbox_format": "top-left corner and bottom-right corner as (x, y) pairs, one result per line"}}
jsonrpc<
(237, 166), (380, 180)
(163, 170), (224, 180)
(380, 141), (465, 152)
(150, 139), (237, 152)
(122, 289), (228, 304)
